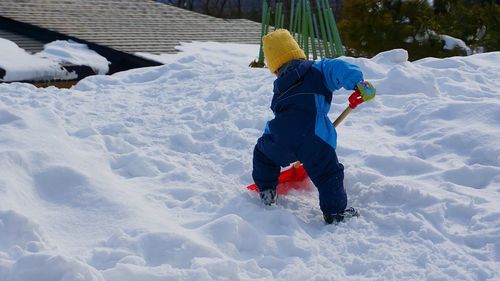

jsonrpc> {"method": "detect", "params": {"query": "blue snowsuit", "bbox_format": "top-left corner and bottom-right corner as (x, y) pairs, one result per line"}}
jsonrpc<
(252, 58), (363, 215)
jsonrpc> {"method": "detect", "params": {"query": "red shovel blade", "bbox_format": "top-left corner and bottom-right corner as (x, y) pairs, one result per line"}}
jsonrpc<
(246, 164), (312, 195)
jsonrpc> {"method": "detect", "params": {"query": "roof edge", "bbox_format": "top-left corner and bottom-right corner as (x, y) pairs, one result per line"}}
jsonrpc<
(0, 16), (163, 74)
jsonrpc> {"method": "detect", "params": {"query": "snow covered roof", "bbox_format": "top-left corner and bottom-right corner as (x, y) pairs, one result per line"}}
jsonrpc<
(0, 0), (262, 55)
(0, 38), (109, 82)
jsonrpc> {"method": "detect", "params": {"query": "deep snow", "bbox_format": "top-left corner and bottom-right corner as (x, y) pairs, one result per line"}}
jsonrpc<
(0, 42), (499, 281)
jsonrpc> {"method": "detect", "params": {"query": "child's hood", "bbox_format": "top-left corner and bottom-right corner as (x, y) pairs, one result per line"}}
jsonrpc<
(273, 59), (314, 95)
(271, 59), (314, 112)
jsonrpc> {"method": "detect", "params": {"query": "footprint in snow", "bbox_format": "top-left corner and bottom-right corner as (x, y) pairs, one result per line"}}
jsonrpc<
(0, 109), (24, 127)
(33, 166), (93, 206)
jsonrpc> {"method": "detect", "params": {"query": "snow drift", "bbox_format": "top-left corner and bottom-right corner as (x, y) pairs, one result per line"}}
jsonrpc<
(0, 42), (499, 280)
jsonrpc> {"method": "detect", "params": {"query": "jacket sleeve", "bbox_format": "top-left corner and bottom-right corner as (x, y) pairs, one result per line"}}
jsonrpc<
(312, 58), (364, 91)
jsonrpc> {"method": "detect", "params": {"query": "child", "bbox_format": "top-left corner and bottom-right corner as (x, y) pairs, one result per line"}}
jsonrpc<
(252, 29), (375, 224)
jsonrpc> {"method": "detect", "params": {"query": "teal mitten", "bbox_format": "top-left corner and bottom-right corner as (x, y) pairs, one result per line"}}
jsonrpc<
(356, 81), (376, 101)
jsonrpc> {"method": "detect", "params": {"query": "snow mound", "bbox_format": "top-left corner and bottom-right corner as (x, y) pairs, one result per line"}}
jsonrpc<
(0, 43), (499, 280)
(0, 211), (48, 254)
(371, 48), (409, 64)
(8, 253), (104, 281)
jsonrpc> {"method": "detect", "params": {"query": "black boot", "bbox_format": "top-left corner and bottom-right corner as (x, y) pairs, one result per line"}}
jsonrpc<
(259, 189), (277, 206)
(323, 207), (359, 224)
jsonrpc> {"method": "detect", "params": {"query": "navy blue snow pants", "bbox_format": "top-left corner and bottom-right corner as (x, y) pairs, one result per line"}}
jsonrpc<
(252, 133), (347, 215)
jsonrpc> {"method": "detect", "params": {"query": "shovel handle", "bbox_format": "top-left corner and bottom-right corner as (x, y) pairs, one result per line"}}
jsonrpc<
(332, 106), (353, 128)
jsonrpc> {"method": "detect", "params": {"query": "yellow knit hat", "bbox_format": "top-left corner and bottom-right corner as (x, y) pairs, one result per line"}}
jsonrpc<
(262, 29), (306, 73)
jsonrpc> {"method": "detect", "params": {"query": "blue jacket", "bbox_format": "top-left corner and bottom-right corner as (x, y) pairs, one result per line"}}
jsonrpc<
(259, 58), (363, 160)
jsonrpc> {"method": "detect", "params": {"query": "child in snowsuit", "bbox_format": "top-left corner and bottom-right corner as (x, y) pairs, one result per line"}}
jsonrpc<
(252, 29), (376, 224)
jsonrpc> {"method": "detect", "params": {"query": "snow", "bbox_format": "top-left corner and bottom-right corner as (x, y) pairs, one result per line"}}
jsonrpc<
(0, 38), (109, 82)
(0, 38), (73, 82)
(440, 35), (472, 55)
(0, 42), (499, 281)
(39, 41), (110, 75)
(407, 31), (473, 55)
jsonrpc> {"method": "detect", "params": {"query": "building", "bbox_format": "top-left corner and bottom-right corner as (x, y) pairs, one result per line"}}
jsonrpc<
(0, 0), (261, 86)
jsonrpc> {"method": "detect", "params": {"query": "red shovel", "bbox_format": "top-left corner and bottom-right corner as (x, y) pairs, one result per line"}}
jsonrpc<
(246, 90), (367, 195)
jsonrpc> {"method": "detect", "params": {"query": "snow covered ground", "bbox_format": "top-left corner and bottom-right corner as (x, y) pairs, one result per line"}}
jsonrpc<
(0, 42), (499, 281)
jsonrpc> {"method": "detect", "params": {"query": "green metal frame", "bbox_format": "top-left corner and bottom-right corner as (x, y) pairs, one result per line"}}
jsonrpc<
(253, 0), (344, 67)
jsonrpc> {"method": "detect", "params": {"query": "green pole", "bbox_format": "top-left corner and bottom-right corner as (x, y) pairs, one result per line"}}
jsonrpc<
(265, 8), (271, 34)
(289, 0), (295, 32)
(302, 0), (309, 59)
(312, 13), (323, 58)
(322, 0), (329, 11)
(257, 0), (269, 65)
(323, 8), (335, 57)
(321, 0), (336, 57)
(274, 2), (280, 31)
(315, 0), (330, 58)
(306, 1), (317, 59)
(292, 0), (298, 35)
(328, 8), (344, 56)
(295, 0), (303, 46)
(301, 0), (307, 51)
(278, 2), (284, 28)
